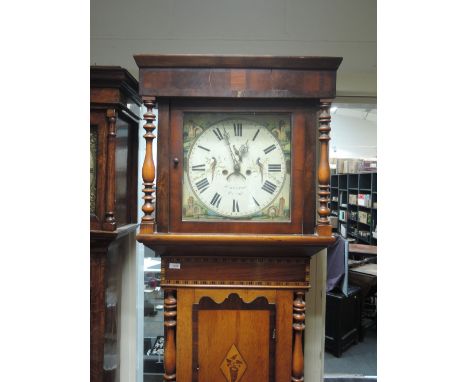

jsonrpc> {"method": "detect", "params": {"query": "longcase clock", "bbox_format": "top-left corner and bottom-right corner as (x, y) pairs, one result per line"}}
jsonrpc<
(90, 66), (141, 382)
(134, 55), (342, 382)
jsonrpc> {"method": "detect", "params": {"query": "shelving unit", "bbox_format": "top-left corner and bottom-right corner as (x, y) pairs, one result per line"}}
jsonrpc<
(330, 172), (377, 245)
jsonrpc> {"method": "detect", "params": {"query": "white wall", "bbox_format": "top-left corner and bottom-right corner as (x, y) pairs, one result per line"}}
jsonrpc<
(304, 250), (327, 382)
(118, 230), (140, 382)
(330, 112), (377, 159)
(90, 0), (376, 97)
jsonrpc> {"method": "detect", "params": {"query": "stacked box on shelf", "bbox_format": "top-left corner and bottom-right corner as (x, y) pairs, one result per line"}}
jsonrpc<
(358, 194), (372, 207)
(339, 210), (348, 221)
(334, 159), (377, 175)
(336, 159), (344, 174)
(358, 211), (370, 224)
(359, 160), (377, 173)
(347, 159), (361, 174)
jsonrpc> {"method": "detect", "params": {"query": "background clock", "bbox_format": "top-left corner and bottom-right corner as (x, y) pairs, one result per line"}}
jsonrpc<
(90, 66), (141, 382)
(183, 113), (291, 221)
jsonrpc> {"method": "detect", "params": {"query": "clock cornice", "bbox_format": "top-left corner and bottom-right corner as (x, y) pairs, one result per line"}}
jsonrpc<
(134, 54), (342, 70)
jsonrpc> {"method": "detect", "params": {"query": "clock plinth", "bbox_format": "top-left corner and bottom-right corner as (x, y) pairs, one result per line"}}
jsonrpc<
(134, 55), (342, 382)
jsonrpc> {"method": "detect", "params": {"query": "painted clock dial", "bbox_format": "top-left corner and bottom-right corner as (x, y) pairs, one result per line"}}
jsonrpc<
(182, 113), (291, 221)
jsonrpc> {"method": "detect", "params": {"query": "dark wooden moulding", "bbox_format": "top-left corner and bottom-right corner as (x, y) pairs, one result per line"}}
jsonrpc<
(90, 66), (142, 382)
(134, 55), (342, 382)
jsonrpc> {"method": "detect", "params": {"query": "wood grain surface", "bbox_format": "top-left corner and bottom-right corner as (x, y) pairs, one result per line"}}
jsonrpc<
(175, 288), (294, 382)
(139, 68), (337, 99)
(161, 256), (309, 289)
(193, 294), (275, 382)
(134, 54), (342, 70)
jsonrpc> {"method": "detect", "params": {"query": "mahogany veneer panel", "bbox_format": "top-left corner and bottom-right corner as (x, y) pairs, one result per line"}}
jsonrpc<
(140, 68), (336, 98)
(161, 257), (310, 288)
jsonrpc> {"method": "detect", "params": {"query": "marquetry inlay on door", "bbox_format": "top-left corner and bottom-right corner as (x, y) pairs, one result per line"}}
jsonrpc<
(220, 344), (247, 382)
(193, 293), (275, 382)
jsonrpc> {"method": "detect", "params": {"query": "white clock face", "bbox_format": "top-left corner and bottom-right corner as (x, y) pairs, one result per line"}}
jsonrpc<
(184, 115), (290, 220)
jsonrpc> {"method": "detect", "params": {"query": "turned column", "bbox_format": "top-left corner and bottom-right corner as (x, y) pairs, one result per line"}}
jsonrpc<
(292, 291), (306, 382)
(103, 109), (117, 231)
(316, 99), (332, 236)
(164, 290), (177, 381)
(141, 97), (157, 233)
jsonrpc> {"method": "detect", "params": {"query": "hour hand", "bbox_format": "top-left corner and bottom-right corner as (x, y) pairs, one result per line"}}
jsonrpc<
(210, 157), (217, 181)
(233, 145), (241, 162)
(256, 157), (264, 183)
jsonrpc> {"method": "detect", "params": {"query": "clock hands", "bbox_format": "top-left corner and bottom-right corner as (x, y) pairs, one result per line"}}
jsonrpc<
(256, 157), (264, 183)
(227, 166), (246, 181)
(233, 145), (241, 160)
(210, 157), (217, 181)
(223, 128), (246, 180)
(222, 128), (238, 167)
(233, 140), (249, 163)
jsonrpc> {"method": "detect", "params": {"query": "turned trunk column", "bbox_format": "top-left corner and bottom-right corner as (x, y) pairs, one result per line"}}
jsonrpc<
(164, 289), (177, 381)
(141, 97), (157, 233)
(292, 291), (306, 382)
(103, 109), (117, 231)
(316, 99), (332, 236)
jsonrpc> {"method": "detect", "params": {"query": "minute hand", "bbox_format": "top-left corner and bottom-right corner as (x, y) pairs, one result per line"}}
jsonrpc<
(223, 128), (245, 180)
(223, 129), (239, 169)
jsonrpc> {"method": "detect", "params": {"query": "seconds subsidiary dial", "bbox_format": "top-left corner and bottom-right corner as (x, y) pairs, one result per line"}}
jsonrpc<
(185, 115), (290, 219)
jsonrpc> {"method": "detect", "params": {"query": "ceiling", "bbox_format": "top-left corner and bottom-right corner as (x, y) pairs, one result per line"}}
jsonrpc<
(91, 0), (376, 98)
